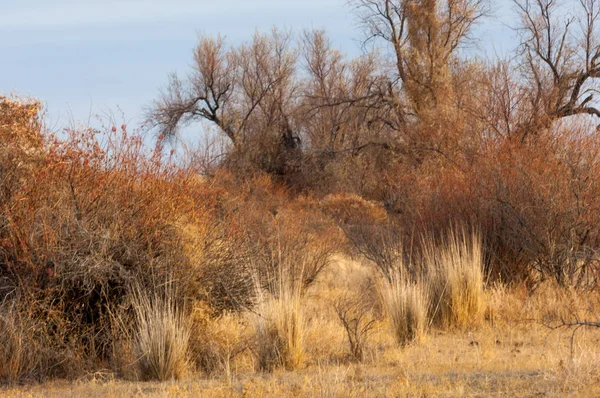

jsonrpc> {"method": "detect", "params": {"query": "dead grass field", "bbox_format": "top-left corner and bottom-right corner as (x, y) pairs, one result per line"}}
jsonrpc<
(3, 256), (600, 398)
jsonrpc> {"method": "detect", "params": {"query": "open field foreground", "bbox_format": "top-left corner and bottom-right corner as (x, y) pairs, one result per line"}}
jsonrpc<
(3, 257), (600, 398)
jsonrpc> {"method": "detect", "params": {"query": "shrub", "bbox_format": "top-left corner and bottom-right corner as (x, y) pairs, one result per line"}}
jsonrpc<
(0, 96), (44, 206)
(334, 292), (379, 361)
(240, 203), (339, 296)
(473, 131), (600, 288)
(197, 179), (340, 314)
(0, 105), (214, 377)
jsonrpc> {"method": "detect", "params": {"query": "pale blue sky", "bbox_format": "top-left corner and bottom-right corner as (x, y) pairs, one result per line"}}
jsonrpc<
(0, 0), (517, 130)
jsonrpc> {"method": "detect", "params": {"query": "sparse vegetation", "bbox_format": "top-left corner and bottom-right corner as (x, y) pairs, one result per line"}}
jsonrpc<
(334, 292), (379, 362)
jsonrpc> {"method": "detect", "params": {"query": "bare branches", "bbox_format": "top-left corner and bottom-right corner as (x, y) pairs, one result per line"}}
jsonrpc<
(147, 30), (298, 150)
(300, 30), (396, 152)
(514, 0), (600, 125)
(148, 37), (236, 141)
(334, 292), (379, 362)
(351, 0), (410, 81)
(351, 0), (489, 114)
(542, 306), (600, 357)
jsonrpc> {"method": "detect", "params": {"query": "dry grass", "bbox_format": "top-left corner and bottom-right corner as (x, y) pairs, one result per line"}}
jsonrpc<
(130, 285), (191, 381)
(0, 309), (41, 385)
(5, 222), (594, 397)
(253, 257), (305, 372)
(254, 294), (304, 372)
(6, 268), (600, 397)
(188, 303), (250, 377)
(374, 230), (483, 347)
(424, 229), (485, 329)
(377, 268), (429, 346)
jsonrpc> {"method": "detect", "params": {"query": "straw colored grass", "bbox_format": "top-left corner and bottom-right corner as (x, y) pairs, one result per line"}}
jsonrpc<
(253, 259), (305, 372)
(5, 256), (600, 397)
(377, 268), (429, 346)
(0, 309), (40, 384)
(255, 294), (304, 372)
(131, 286), (191, 381)
(424, 229), (485, 329)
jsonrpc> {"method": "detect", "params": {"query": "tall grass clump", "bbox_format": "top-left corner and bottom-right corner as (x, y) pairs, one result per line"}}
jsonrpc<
(377, 265), (429, 346)
(0, 308), (42, 384)
(255, 294), (304, 371)
(424, 229), (485, 329)
(131, 285), (190, 381)
(254, 255), (305, 372)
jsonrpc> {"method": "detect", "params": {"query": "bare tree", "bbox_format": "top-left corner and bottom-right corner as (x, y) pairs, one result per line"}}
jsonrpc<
(147, 29), (301, 174)
(351, 0), (489, 115)
(300, 30), (395, 153)
(149, 36), (237, 142)
(514, 0), (600, 129)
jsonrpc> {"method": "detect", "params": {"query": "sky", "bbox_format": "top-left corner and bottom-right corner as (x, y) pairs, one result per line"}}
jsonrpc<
(0, 0), (517, 133)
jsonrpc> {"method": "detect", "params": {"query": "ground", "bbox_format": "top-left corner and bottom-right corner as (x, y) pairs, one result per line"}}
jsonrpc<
(2, 257), (600, 397)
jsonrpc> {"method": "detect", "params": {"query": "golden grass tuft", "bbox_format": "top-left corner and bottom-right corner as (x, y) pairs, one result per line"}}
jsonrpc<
(131, 286), (191, 381)
(255, 295), (304, 372)
(0, 309), (40, 384)
(188, 301), (250, 377)
(377, 267), (429, 346)
(254, 259), (305, 372)
(424, 229), (485, 329)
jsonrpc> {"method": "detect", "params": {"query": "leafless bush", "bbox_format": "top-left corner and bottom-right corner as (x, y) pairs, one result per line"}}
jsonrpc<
(334, 292), (379, 362)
